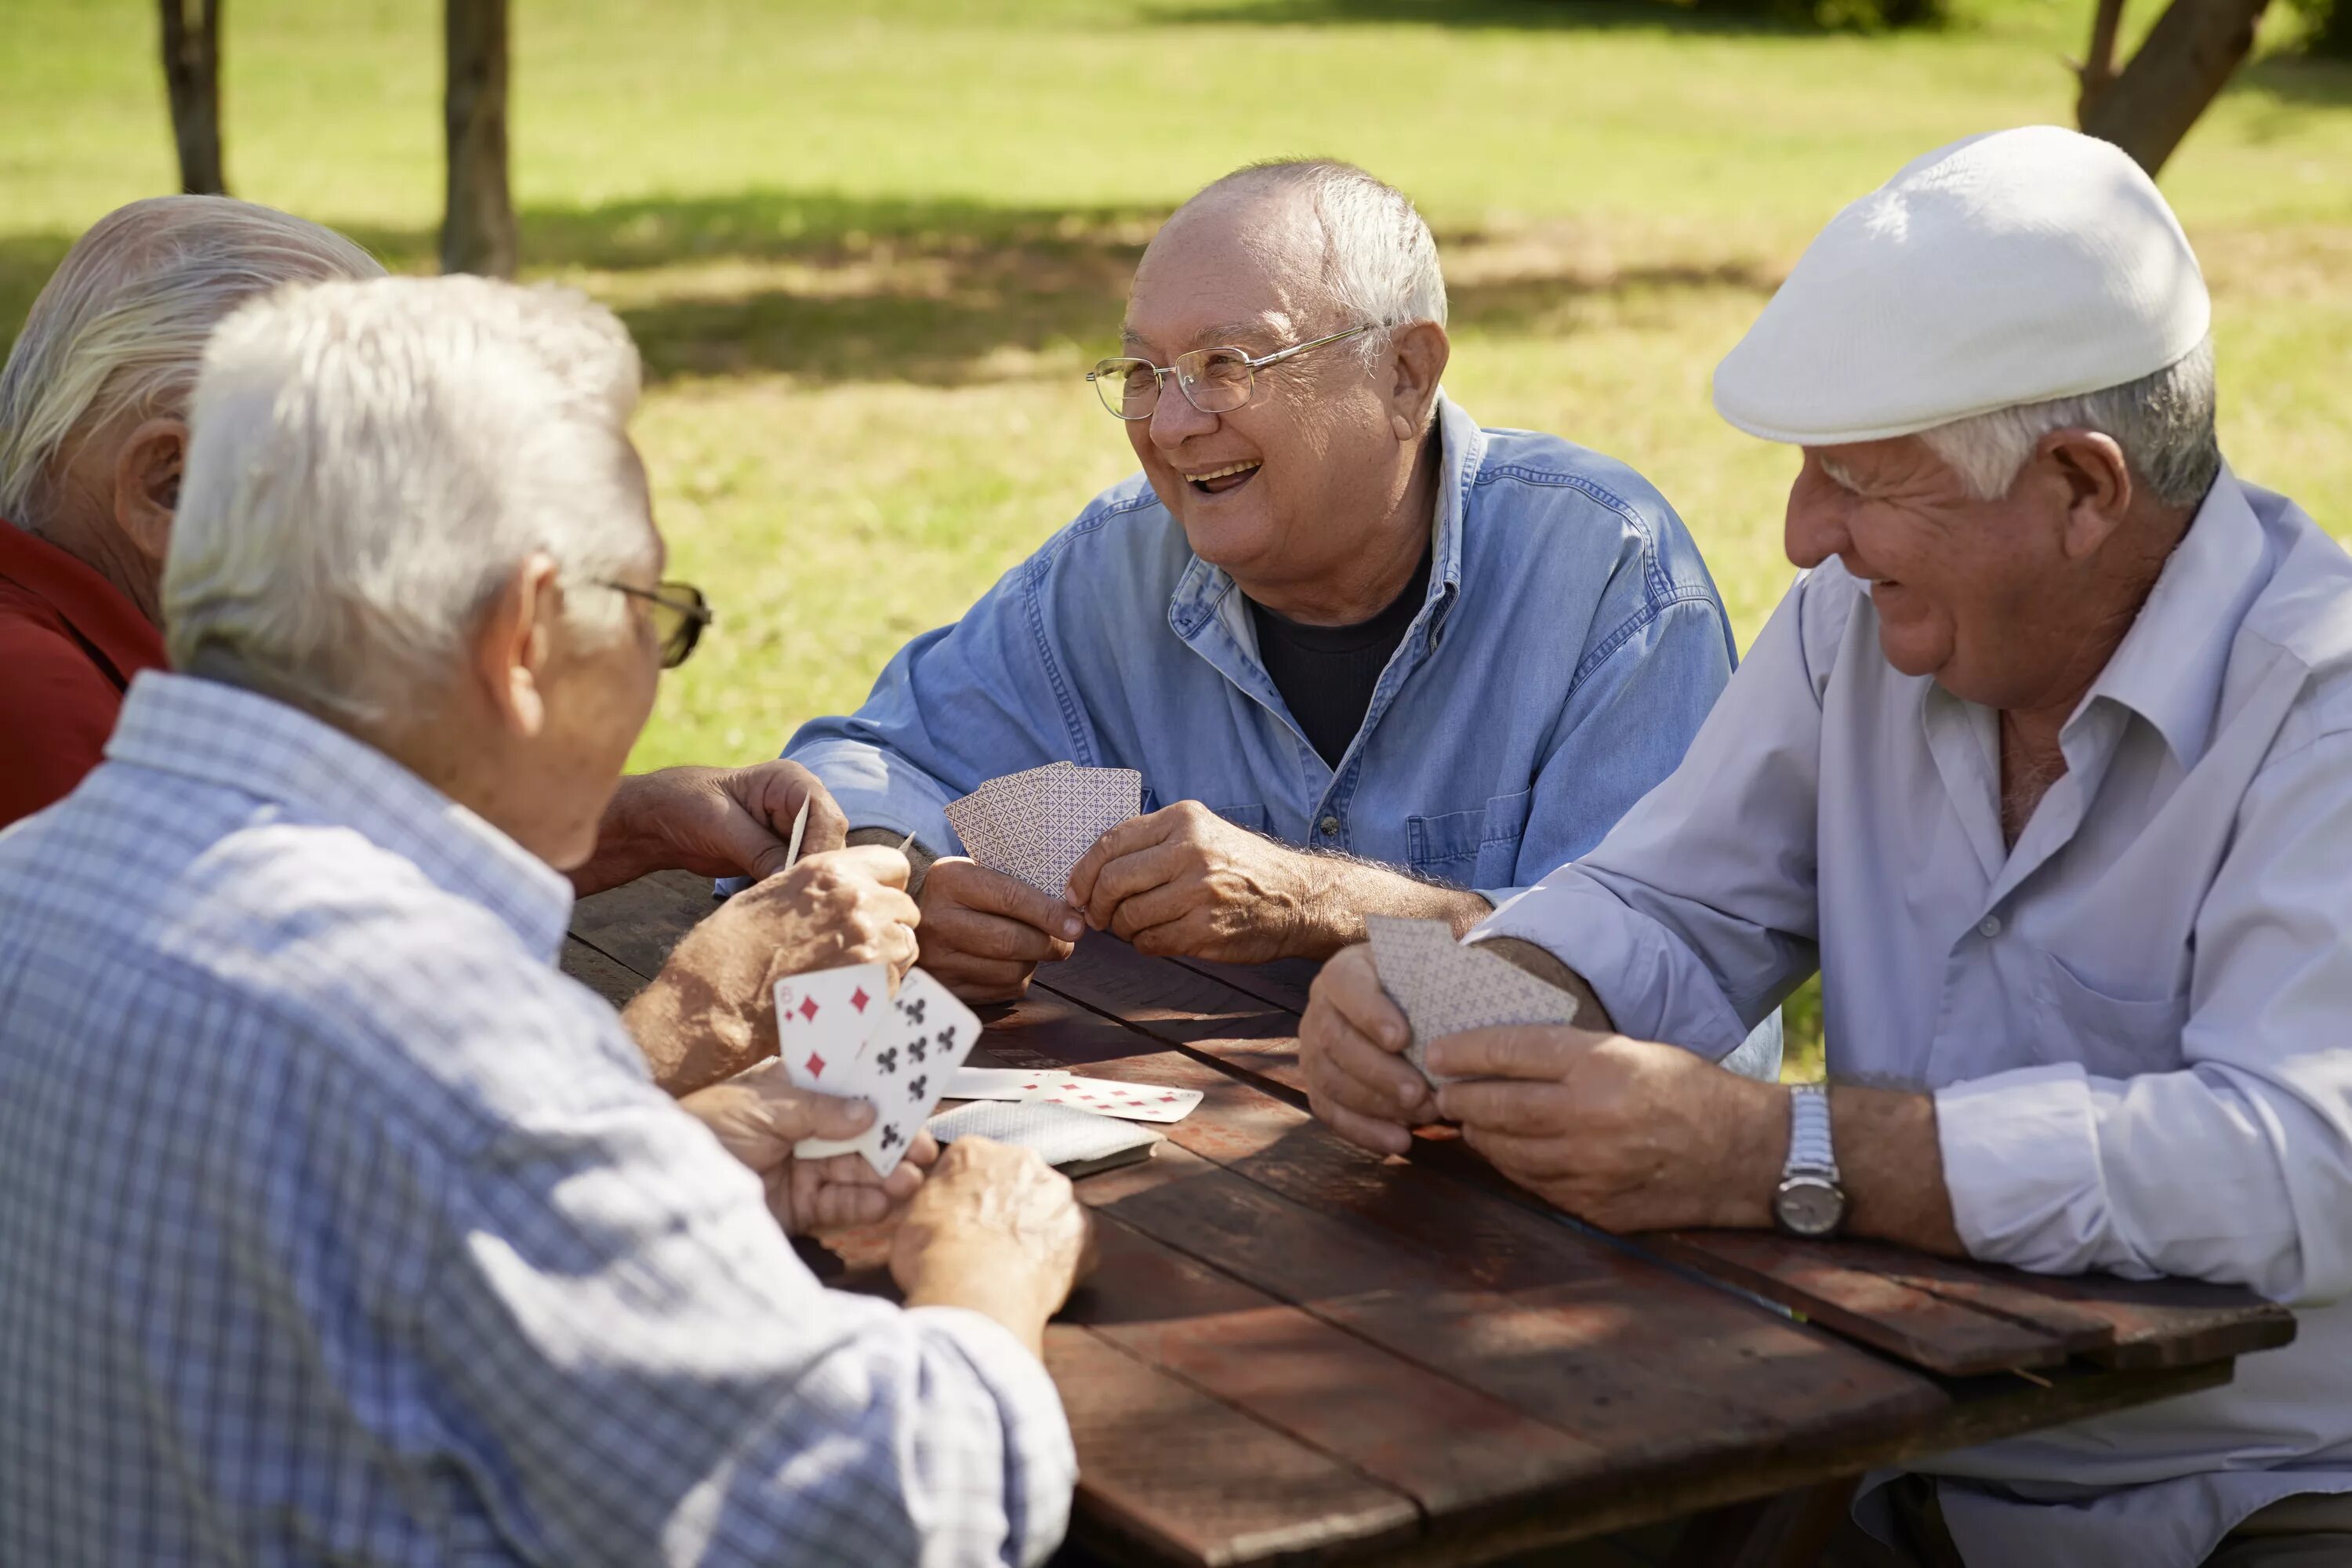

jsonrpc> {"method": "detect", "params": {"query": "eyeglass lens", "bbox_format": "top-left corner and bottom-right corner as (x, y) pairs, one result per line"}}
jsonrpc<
(1093, 348), (1255, 419)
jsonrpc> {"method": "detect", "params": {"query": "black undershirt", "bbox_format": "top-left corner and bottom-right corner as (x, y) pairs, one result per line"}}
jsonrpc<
(1247, 543), (1434, 768)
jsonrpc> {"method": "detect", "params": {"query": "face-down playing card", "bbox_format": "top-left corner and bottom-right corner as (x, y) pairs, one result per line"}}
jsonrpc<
(944, 1065), (1202, 1124)
(1364, 916), (1580, 1087)
(944, 763), (1142, 897)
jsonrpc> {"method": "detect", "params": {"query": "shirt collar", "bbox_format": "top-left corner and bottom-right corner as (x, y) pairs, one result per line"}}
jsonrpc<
(2071, 466), (2268, 769)
(0, 517), (168, 685)
(103, 670), (575, 961)
(1167, 390), (1478, 637)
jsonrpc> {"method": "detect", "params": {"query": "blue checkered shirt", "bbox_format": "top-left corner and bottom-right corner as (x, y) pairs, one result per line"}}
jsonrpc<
(0, 672), (1075, 1567)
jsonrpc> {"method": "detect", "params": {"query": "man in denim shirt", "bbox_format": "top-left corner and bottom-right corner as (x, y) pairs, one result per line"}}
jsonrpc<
(789, 162), (1763, 1069)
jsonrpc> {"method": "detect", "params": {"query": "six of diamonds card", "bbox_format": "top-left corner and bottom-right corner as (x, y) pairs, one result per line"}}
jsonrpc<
(779, 965), (983, 1177)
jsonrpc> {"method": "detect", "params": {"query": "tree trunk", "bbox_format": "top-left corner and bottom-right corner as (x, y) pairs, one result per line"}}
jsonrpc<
(441, 0), (517, 278)
(2079, 0), (2272, 176)
(2075, 0), (2129, 122)
(158, 0), (227, 195)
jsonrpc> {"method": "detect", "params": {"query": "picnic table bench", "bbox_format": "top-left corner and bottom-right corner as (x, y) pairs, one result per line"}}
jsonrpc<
(564, 869), (2296, 1568)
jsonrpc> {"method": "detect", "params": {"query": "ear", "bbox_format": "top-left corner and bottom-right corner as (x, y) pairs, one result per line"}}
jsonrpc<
(111, 417), (187, 564)
(1383, 322), (1451, 441)
(2040, 430), (2133, 562)
(471, 552), (564, 740)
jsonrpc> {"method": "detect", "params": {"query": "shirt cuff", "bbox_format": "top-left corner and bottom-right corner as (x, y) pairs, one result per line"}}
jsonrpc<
(904, 1305), (1078, 1560)
(788, 740), (960, 858)
(1935, 1063), (2118, 1276)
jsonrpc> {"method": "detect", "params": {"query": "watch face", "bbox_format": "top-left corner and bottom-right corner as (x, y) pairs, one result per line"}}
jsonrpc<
(1775, 1175), (1845, 1238)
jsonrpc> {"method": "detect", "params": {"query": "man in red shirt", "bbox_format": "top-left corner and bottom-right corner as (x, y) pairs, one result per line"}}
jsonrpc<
(0, 197), (844, 891)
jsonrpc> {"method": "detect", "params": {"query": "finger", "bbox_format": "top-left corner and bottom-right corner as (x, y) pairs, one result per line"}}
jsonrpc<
(787, 1091), (877, 1142)
(928, 902), (1069, 964)
(1309, 1029), (1432, 1122)
(1084, 842), (1192, 933)
(1065, 810), (1177, 907)
(1438, 1076), (1578, 1138)
(899, 1130), (942, 1171)
(798, 784), (850, 857)
(1316, 1097), (1414, 1157)
(1459, 1123), (1588, 1184)
(942, 862), (1084, 942)
(1425, 1024), (1596, 1083)
(804, 1174), (893, 1233)
(1103, 872), (1203, 944)
(1316, 947), (1410, 1054)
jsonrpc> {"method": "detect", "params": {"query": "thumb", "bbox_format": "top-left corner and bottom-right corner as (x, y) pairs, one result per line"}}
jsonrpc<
(786, 1090), (877, 1143)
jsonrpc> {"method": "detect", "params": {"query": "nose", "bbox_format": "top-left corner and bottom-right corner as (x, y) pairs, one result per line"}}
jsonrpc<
(1146, 375), (1218, 452)
(1784, 454), (1854, 570)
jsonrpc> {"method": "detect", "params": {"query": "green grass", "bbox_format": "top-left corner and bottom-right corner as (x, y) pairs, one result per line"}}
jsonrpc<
(8, 0), (2350, 1076)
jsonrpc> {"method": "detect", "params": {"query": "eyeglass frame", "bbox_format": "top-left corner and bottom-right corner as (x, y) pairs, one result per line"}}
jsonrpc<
(1086, 324), (1375, 421)
(601, 579), (713, 669)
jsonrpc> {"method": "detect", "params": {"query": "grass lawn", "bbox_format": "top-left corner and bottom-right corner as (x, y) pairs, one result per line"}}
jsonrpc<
(8, 0), (2350, 1073)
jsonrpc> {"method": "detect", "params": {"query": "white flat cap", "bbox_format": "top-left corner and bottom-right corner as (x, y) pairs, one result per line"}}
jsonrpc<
(1712, 125), (2209, 446)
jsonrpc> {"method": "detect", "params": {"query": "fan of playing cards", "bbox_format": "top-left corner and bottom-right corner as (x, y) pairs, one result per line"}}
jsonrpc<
(945, 762), (1142, 896)
(1365, 915), (1581, 1087)
(779, 964), (982, 1177)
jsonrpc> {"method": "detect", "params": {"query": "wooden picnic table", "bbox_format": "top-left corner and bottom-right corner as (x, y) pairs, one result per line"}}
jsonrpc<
(564, 869), (2296, 1568)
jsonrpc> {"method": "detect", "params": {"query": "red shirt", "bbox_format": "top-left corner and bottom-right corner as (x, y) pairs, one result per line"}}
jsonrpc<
(0, 518), (169, 829)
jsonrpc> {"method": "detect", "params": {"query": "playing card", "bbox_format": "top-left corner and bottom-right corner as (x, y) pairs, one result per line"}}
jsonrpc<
(945, 762), (1141, 897)
(927, 1098), (1163, 1175)
(833, 967), (984, 1178)
(782, 797), (810, 872)
(945, 1065), (1201, 1124)
(1365, 916), (1579, 1087)
(776, 961), (893, 1157)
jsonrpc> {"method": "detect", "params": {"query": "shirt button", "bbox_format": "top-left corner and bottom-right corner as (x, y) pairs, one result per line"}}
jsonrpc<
(1319, 815), (1341, 837)
(1979, 915), (2003, 938)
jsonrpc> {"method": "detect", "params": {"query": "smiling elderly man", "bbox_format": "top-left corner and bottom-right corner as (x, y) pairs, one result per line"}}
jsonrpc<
(1301, 128), (2352, 1566)
(782, 160), (1766, 1052)
(0, 194), (846, 889)
(0, 277), (1092, 1566)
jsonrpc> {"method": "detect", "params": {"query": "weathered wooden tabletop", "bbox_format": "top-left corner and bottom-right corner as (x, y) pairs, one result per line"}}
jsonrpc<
(566, 869), (2296, 1568)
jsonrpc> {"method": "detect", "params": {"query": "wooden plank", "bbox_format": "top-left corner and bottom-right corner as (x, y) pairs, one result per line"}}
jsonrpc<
(1642, 1230), (2084, 1377)
(2005, 1269), (2296, 1369)
(561, 934), (652, 1006)
(1172, 953), (1319, 1016)
(1047, 1327), (1423, 1568)
(568, 869), (713, 979)
(1039, 933), (1311, 1095)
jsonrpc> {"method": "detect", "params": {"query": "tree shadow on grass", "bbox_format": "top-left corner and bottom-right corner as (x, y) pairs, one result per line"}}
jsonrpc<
(2237, 51), (2352, 108)
(0, 187), (1780, 389)
(1149, 0), (1834, 37)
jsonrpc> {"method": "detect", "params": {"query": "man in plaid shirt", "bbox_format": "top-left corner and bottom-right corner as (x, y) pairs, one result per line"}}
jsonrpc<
(0, 275), (1090, 1566)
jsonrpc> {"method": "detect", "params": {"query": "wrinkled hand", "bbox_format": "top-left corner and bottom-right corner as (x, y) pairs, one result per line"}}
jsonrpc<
(682, 1058), (938, 1235)
(1064, 800), (1318, 962)
(1299, 942), (1435, 1156)
(580, 761), (849, 895)
(1430, 1027), (1783, 1232)
(915, 857), (1081, 1004)
(630, 844), (921, 1093)
(890, 1137), (1096, 1353)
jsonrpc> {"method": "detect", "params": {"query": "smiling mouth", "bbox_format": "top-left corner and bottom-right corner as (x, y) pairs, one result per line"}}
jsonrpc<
(1183, 460), (1261, 496)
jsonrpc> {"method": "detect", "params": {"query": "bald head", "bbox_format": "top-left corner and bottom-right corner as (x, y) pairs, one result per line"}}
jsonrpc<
(0, 195), (384, 529)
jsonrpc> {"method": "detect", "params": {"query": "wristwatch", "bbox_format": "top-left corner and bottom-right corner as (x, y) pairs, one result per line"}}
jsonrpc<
(1773, 1083), (1847, 1237)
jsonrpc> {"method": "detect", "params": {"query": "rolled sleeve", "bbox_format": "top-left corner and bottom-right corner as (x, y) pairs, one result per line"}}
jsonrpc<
(1936, 1064), (2132, 1278)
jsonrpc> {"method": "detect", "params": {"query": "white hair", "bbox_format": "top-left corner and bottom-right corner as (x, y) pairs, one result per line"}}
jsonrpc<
(165, 276), (651, 727)
(1919, 336), (2221, 510)
(0, 195), (384, 527)
(1191, 160), (1448, 365)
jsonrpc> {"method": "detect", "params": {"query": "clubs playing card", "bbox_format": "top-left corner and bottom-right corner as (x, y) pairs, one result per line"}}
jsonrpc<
(945, 763), (1142, 897)
(945, 1065), (1203, 1124)
(927, 1098), (1162, 1176)
(829, 967), (985, 1178)
(1364, 916), (1580, 1087)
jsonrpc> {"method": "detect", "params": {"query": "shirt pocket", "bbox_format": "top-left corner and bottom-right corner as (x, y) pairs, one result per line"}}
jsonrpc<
(1406, 789), (1532, 890)
(2018, 939), (2190, 1080)
(1208, 802), (1268, 833)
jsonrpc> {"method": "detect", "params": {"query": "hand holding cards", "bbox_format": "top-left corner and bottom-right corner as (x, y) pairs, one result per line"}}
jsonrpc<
(1365, 916), (1580, 1087)
(778, 964), (982, 1176)
(946, 762), (1142, 897)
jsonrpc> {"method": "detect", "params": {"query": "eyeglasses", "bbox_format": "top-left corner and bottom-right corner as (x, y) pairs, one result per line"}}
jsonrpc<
(1087, 325), (1374, 421)
(602, 579), (713, 669)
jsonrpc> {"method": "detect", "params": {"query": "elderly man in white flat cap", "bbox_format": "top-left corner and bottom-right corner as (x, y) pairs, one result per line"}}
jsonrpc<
(1297, 125), (2352, 1566)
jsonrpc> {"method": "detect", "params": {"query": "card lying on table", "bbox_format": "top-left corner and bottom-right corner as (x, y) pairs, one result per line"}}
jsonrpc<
(944, 1065), (1203, 1124)
(1365, 915), (1580, 1087)
(927, 1098), (1162, 1177)
(945, 761), (1143, 897)
(777, 964), (982, 1178)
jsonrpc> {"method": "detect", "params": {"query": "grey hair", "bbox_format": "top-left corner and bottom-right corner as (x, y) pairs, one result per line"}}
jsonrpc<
(166, 277), (651, 728)
(1920, 336), (2221, 510)
(1189, 159), (1447, 366)
(0, 195), (384, 527)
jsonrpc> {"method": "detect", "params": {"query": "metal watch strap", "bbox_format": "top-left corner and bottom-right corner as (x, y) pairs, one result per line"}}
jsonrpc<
(1785, 1083), (1840, 1181)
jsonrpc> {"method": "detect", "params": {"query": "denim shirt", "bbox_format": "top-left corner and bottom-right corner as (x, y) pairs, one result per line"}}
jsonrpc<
(789, 395), (1739, 907)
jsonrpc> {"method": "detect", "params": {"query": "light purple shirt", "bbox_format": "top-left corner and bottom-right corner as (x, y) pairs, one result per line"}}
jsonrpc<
(1476, 470), (2352, 1566)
